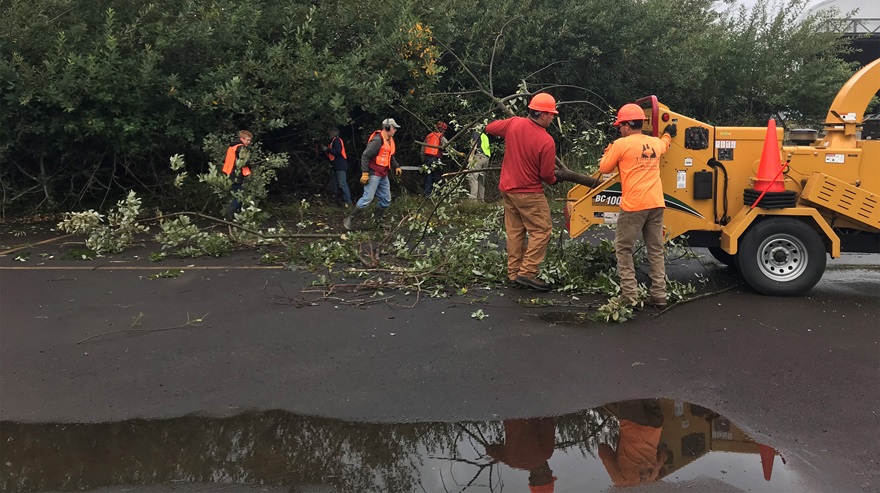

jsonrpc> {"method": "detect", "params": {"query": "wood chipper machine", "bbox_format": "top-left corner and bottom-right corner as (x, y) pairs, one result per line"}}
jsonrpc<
(565, 58), (880, 295)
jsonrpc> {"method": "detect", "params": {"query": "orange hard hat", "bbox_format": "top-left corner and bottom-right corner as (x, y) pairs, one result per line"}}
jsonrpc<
(436, 121), (448, 131)
(529, 477), (557, 493)
(613, 103), (646, 126)
(528, 93), (559, 114)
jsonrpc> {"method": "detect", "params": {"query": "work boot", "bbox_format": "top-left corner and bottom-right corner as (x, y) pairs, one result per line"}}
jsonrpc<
(372, 207), (389, 230)
(343, 207), (363, 231)
(514, 275), (551, 292)
(648, 296), (667, 310)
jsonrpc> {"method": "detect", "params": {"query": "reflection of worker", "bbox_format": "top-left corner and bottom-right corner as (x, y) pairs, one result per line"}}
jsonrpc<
(343, 119), (403, 230)
(599, 399), (668, 486)
(466, 130), (491, 201)
(221, 130), (253, 220)
(486, 93), (559, 292)
(423, 121), (449, 197)
(599, 104), (675, 308)
(486, 418), (557, 493)
(322, 127), (353, 207)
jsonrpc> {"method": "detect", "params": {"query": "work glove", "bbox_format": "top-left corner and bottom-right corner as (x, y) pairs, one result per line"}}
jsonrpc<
(395, 167), (403, 177)
(360, 172), (369, 184)
(663, 123), (677, 138)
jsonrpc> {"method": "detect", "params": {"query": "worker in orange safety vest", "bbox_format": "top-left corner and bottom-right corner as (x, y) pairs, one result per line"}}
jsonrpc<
(322, 127), (353, 207)
(343, 118), (403, 230)
(222, 130), (253, 220)
(422, 121), (449, 197)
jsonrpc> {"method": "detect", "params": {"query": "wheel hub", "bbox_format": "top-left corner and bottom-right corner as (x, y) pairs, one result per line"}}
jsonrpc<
(758, 235), (808, 281)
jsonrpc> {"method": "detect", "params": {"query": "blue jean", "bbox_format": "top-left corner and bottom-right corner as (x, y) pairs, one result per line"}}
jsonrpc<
(423, 157), (442, 196)
(330, 169), (353, 205)
(356, 174), (391, 210)
(226, 182), (243, 219)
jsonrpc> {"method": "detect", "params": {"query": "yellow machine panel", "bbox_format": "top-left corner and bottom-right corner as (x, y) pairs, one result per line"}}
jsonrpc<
(801, 172), (880, 230)
(564, 59), (879, 296)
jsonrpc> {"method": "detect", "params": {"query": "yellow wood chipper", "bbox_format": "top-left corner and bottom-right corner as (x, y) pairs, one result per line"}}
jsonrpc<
(565, 58), (880, 296)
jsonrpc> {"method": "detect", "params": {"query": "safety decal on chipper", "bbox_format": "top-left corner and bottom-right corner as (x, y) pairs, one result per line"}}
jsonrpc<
(594, 211), (620, 224)
(592, 183), (704, 219)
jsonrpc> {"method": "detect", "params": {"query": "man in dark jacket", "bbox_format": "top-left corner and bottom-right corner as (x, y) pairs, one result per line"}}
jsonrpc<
(323, 127), (353, 207)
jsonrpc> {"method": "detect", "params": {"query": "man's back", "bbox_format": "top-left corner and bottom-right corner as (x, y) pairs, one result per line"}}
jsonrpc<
(600, 133), (670, 211)
(486, 116), (556, 194)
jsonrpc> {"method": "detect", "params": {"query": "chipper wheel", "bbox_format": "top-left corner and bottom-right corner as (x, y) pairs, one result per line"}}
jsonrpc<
(738, 217), (826, 296)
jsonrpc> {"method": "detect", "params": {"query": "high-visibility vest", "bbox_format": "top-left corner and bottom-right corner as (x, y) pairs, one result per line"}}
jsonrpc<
(424, 131), (442, 157)
(222, 143), (251, 177)
(325, 136), (348, 161)
(479, 133), (491, 157)
(368, 130), (395, 168)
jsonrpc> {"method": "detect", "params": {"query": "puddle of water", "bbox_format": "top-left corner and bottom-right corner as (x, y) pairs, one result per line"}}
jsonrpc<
(537, 311), (590, 325)
(0, 399), (798, 493)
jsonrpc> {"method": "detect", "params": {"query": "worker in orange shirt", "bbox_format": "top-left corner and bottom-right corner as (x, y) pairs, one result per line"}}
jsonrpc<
(598, 399), (668, 486)
(485, 417), (557, 493)
(599, 104), (676, 308)
(486, 93), (559, 292)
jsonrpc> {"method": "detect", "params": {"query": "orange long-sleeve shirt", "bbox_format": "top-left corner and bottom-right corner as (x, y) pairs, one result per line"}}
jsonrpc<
(598, 419), (665, 486)
(599, 133), (671, 212)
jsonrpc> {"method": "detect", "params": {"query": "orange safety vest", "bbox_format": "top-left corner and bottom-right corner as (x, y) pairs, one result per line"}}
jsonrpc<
(424, 131), (442, 157)
(368, 130), (395, 168)
(325, 136), (348, 161)
(222, 143), (251, 177)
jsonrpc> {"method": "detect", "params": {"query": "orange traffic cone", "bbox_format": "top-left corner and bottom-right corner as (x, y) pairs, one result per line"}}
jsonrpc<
(754, 119), (786, 193)
(759, 444), (776, 481)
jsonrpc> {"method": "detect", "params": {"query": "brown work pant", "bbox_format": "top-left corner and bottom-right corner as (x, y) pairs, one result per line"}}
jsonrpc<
(615, 208), (666, 303)
(500, 191), (552, 281)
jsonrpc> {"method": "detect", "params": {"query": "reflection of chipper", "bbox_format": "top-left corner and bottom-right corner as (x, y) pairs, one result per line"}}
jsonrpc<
(602, 399), (784, 485)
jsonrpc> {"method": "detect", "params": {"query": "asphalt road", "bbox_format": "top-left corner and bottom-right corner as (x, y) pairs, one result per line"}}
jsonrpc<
(0, 231), (878, 492)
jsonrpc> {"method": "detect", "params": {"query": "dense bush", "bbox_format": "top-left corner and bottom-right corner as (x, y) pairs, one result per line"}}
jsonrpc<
(1, 0), (853, 216)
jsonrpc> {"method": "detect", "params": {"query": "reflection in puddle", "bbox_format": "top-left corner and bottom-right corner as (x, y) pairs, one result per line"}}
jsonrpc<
(0, 399), (793, 492)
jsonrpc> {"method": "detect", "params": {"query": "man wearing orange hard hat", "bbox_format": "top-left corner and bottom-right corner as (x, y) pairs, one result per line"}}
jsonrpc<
(485, 93), (559, 292)
(599, 103), (677, 308)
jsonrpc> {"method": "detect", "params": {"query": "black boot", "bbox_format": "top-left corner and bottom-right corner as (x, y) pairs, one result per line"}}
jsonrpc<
(343, 207), (363, 231)
(372, 207), (389, 230)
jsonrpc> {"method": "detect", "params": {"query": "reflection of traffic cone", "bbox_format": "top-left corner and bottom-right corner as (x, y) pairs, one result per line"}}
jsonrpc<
(759, 444), (776, 481)
(754, 119), (786, 193)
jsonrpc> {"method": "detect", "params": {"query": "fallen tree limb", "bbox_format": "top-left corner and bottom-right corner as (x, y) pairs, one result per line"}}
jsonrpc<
(149, 211), (342, 239)
(554, 169), (602, 188)
(0, 234), (74, 256)
(441, 167), (501, 178)
(76, 312), (208, 344)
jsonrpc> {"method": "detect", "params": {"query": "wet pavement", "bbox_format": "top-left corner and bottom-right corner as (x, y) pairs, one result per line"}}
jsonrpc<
(1, 225), (879, 492)
(1, 399), (795, 493)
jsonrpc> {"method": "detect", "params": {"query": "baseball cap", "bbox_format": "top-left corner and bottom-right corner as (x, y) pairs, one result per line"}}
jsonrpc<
(382, 118), (401, 128)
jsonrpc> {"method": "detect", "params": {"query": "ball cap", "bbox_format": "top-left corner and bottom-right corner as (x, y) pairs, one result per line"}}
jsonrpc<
(382, 118), (401, 128)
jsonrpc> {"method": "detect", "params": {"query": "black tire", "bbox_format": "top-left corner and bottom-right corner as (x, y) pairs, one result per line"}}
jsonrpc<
(708, 246), (737, 269)
(738, 218), (826, 295)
